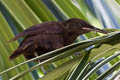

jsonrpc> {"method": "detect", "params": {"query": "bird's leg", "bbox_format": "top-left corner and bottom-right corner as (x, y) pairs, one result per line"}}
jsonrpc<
(34, 52), (41, 63)
(34, 52), (47, 74)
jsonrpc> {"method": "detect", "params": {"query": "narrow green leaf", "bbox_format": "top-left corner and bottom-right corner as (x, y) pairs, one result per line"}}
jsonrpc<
(40, 57), (80, 80)
(116, 0), (120, 5)
(1, 0), (41, 29)
(1, 31), (120, 75)
(25, 0), (57, 21)
(76, 0), (102, 27)
(89, 39), (120, 62)
(9, 54), (78, 80)
(96, 60), (120, 80)
(0, 11), (33, 80)
(67, 52), (90, 80)
(109, 70), (120, 80)
(83, 51), (120, 80)
(52, 0), (87, 20)
(76, 62), (91, 79)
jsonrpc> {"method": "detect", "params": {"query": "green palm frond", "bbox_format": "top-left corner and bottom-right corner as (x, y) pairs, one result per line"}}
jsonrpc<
(0, 0), (120, 80)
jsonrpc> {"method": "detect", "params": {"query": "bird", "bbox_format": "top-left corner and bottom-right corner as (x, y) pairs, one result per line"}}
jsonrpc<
(9, 18), (108, 61)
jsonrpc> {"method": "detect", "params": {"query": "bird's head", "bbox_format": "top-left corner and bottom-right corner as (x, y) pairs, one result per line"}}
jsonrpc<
(63, 18), (108, 35)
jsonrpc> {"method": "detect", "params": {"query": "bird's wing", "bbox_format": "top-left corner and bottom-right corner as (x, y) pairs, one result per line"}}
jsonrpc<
(9, 34), (64, 60)
(8, 22), (63, 42)
(34, 34), (64, 50)
(47, 34), (64, 49)
(33, 34), (64, 61)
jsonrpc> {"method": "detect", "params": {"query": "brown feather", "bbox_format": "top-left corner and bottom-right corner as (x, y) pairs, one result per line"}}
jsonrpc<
(9, 18), (108, 61)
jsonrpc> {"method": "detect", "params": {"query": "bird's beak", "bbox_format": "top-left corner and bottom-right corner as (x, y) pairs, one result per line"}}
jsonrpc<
(82, 27), (108, 34)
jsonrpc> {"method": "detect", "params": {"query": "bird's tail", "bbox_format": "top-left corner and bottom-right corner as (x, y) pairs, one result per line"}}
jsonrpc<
(9, 49), (24, 60)
(9, 42), (33, 60)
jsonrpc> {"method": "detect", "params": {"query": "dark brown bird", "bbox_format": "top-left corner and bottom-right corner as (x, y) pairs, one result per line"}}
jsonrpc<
(9, 18), (108, 61)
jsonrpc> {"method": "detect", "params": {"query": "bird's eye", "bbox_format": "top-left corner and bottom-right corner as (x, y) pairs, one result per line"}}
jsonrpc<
(79, 23), (82, 26)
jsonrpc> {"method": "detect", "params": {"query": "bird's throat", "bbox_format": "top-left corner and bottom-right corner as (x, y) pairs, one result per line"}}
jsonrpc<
(63, 33), (79, 45)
